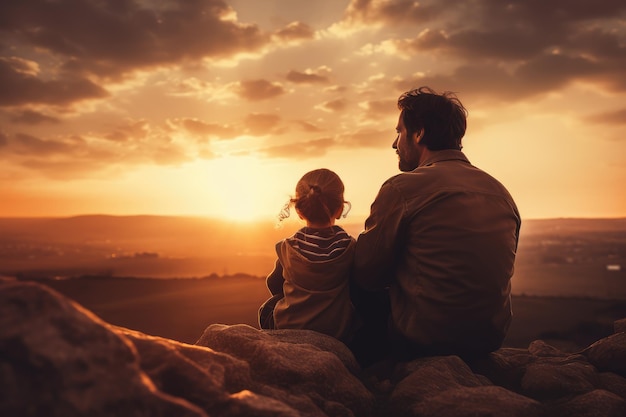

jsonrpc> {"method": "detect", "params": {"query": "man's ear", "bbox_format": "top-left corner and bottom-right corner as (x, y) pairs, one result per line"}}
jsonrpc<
(412, 129), (424, 144)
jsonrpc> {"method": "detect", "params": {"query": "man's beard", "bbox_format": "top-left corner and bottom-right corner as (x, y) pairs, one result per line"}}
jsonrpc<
(398, 158), (415, 172)
(398, 140), (420, 172)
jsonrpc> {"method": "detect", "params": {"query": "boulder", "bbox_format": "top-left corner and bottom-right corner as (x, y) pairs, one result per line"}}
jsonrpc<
(2, 280), (626, 417)
(196, 323), (375, 416)
(584, 332), (626, 376)
(0, 280), (206, 417)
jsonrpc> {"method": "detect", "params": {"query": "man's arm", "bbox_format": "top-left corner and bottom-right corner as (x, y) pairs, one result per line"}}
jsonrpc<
(353, 180), (405, 291)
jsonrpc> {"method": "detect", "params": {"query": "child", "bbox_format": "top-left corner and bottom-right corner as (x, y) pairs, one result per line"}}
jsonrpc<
(258, 168), (357, 343)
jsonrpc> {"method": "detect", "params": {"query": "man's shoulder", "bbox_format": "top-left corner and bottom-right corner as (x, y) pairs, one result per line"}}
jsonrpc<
(382, 169), (435, 189)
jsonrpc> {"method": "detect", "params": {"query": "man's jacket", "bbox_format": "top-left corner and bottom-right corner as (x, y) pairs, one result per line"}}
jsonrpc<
(353, 150), (521, 355)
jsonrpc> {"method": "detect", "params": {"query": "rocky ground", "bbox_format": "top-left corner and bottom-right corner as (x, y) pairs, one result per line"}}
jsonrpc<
(2, 279), (626, 416)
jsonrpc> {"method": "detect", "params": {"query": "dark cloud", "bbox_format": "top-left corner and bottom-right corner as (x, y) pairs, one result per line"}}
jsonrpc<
(514, 54), (601, 90)
(393, 59), (598, 102)
(347, 0), (626, 97)
(244, 113), (282, 135)
(0, 125), (194, 178)
(585, 108), (626, 125)
(260, 137), (335, 159)
(273, 21), (315, 41)
(286, 70), (330, 84)
(342, 0), (443, 25)
(0, 57), (109, 107)
(10, 109), (61, 125)
(237, 79), (286, 101)
(0, 0), (269, 80)
(13, 133), (73, 155)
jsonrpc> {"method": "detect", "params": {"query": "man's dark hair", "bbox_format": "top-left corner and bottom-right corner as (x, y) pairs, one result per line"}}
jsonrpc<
(397, 86), (468, 151)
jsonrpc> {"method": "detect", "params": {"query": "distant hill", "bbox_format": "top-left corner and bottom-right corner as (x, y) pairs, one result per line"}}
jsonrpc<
(1, 215), (625, 298)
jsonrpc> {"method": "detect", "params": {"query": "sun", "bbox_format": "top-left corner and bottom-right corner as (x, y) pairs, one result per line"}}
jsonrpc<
(198, 156), (292, 223)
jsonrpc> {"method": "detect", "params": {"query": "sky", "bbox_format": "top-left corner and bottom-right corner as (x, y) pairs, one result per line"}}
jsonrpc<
(1, 0), (625, 223)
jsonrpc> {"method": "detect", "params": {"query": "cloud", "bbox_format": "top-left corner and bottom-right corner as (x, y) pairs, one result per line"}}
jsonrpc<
(244, 113), (283, 135)
(169, 118), (239, 140)
(392, 57), (604, 102)
(0, 0), (270, 80)
(10, 109), (61, 125)
(103, 119), (150, 142)
(260, 137), (335, 159)
(317, 98), (348, 112)
(12, 133), (74, 156)
(342, 0), (626, 97)
(273, 21), (315, 42)
(362, 99), (397, 118)
(236, 79), (287, 101)
(0, 57), (109, 107)
(339, 0), (442, 28)
(295, 120), (324, 132)
(286, 67), (331, 84)
(339, 128), (391, 148)
(258, 126), (392, 160)
(0, 121), (197, 179)
(585, 108), (626, 125)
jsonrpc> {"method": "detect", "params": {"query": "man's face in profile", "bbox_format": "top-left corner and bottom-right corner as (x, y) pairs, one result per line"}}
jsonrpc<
(393, 114), (421, 172)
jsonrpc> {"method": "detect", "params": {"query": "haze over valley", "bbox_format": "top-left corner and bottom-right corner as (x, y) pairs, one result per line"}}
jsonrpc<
(1, 215), (625, 299)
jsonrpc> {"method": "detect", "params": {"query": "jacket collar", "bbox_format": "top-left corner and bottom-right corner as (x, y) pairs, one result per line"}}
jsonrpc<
(418, 149), (470, 168)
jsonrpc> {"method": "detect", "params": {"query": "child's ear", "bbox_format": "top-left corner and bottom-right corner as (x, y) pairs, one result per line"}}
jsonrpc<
(334, 205), (344, 220)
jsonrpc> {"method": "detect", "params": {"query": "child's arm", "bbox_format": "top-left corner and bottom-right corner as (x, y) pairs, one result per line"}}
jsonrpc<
(266, 259), (285, 295)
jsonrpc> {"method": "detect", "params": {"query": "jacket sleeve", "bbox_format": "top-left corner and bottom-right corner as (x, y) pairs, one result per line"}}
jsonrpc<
(266, 258), (285, 296)
(353, 180), (405, 291)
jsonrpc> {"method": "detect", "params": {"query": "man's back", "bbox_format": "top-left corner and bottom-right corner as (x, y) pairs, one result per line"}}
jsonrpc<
(353, 149), (521, 356)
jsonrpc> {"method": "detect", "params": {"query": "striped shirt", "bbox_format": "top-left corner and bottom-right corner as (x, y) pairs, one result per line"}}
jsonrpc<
(287, 226), (353, 261)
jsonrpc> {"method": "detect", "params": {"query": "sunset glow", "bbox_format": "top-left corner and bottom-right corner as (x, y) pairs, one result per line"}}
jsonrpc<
(1, 0), (625, 222)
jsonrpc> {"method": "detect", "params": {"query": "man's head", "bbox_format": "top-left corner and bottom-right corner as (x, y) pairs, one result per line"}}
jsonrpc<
(397, 86), (467, 152)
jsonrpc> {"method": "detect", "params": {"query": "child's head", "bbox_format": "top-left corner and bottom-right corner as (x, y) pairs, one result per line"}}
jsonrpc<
(280, 168), (349, 225)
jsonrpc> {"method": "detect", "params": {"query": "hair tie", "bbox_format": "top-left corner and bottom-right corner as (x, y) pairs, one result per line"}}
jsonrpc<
(308, 184), (321, 196)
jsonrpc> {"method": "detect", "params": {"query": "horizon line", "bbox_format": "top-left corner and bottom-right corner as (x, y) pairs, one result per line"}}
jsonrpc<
(1, 213), (626, 222)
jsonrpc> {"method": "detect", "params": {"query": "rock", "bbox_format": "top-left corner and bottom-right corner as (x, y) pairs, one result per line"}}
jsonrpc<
(521, 358), (599, 400)
(196, 323), (375, 417)
(465, 348), (534, 392)
(391, 356), (487, 402)
(264, 328), (361, 374)
(0, 280), (206, 417)
(584, 332), (626, 376)
(399, 385), (541, 417)
(528, 339), (568, 357)
(614, 318), (626, 334)
(598, 372), (626, 399)
(3, 279), (626, 417)
(548, 389), (626, 417)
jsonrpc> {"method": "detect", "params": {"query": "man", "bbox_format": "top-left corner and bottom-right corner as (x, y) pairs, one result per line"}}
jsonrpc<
(351, 86), (521, 363)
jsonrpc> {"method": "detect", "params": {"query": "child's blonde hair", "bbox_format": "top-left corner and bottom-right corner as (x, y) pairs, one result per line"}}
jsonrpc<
(279, 168), (348, 224)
